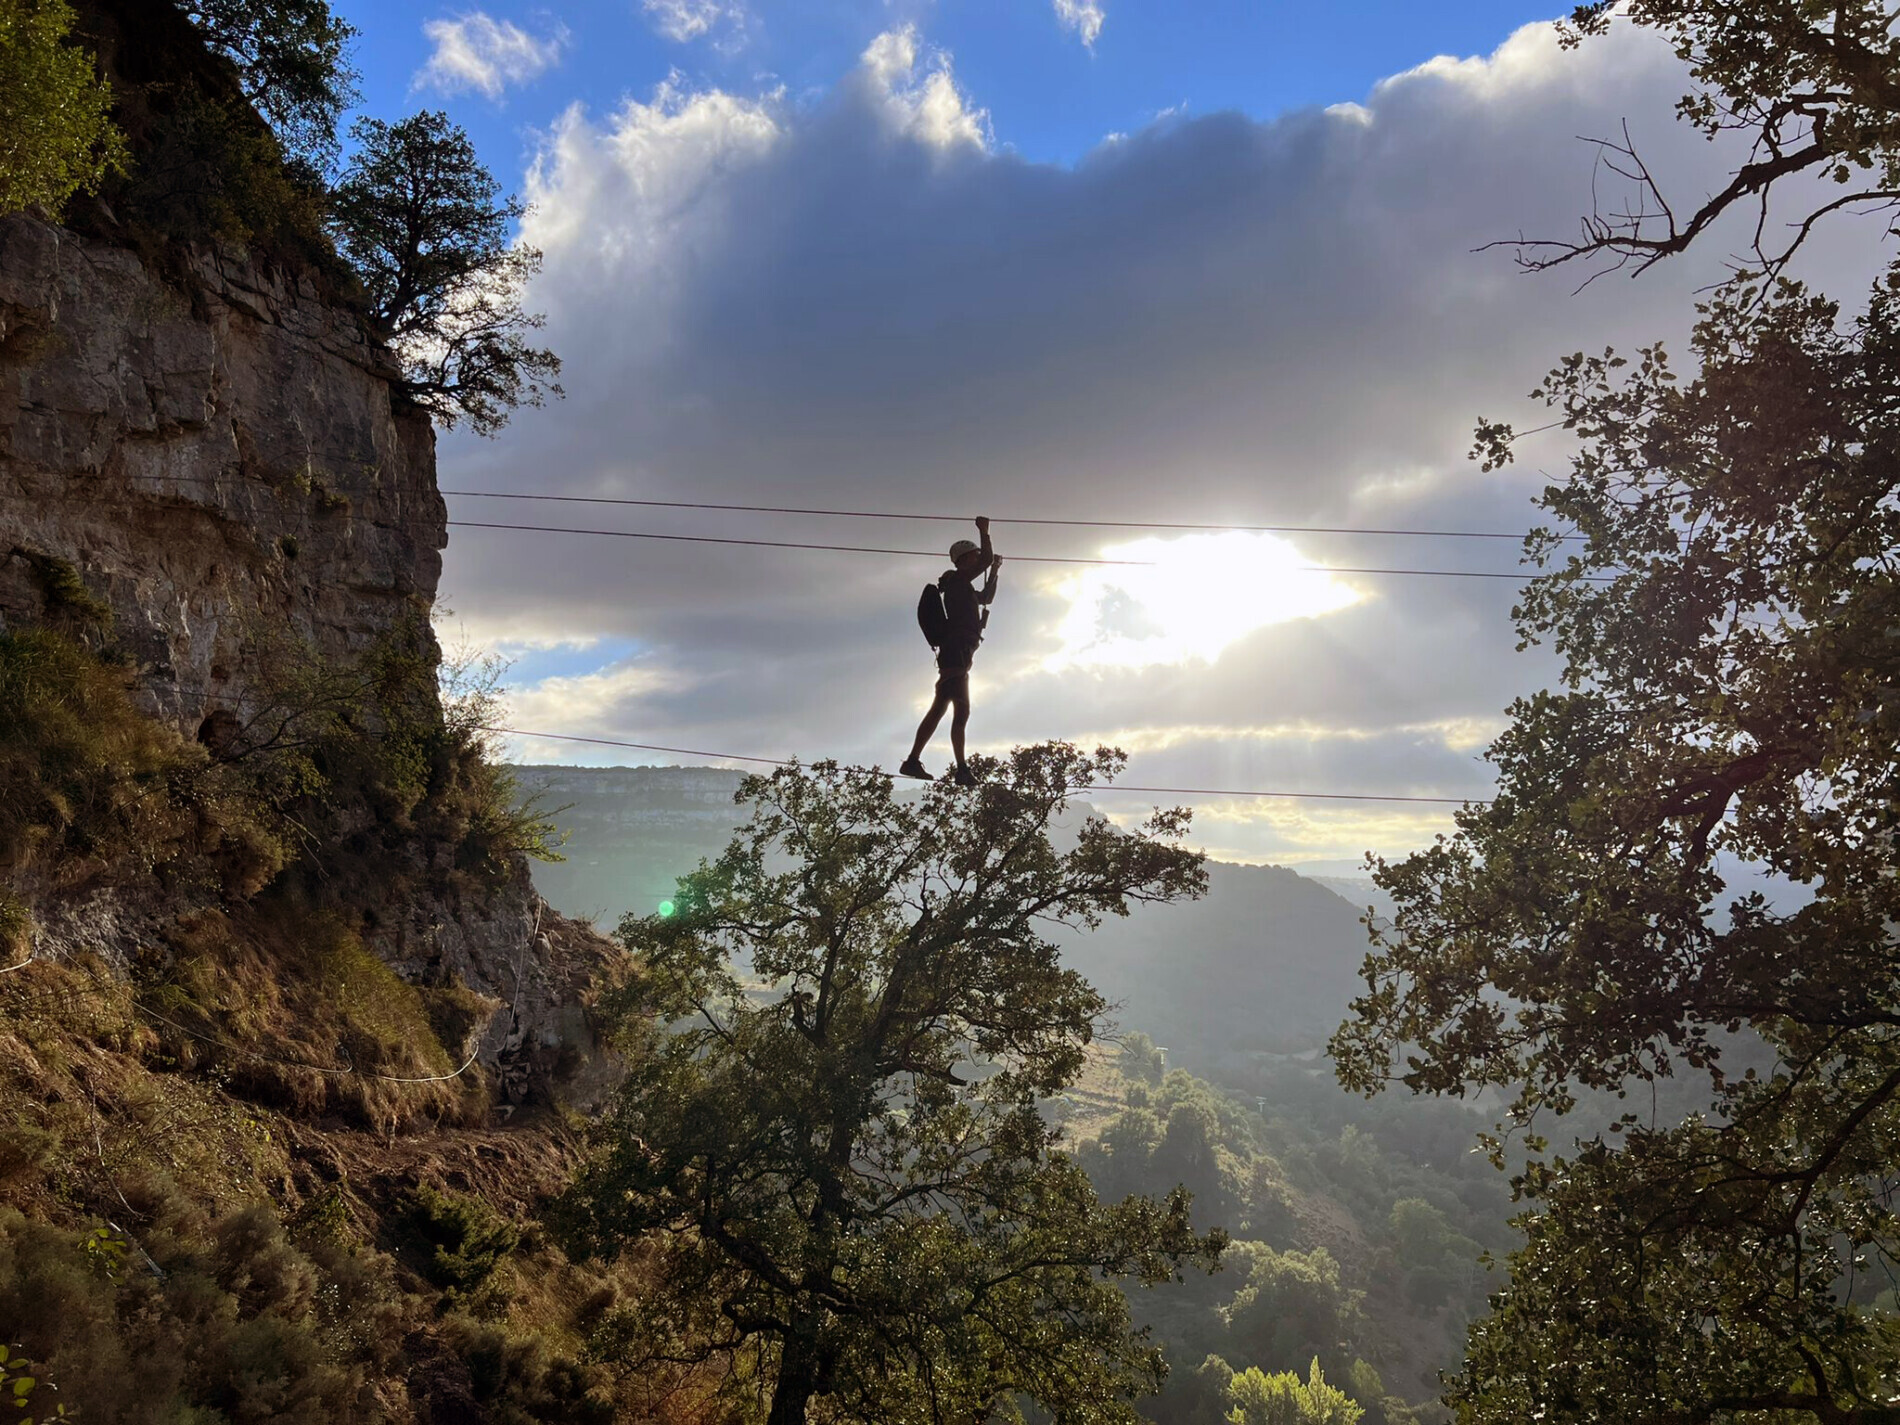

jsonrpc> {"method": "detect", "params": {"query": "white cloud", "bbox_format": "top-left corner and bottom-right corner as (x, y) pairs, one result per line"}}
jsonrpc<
(438, 20), (1889, 863)
(503, 663), (694, 760)
(642, 0), (747, 47)
(416, 12), (567, 99)
(1053, 0), (1105, 50)
(1043, 532), (1363, 671)
(856, 27), (989, 152)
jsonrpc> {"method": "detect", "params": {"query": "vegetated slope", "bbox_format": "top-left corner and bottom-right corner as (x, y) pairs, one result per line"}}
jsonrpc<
(1051, 860), (1371, 1073)
(1059, 1042), (1505, 1425)
(0, 7), (675, 1416)
(519, 764), (1501, 1420)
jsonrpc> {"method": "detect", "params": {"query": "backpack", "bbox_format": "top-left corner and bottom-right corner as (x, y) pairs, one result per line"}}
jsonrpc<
(917, 581), (950, 649)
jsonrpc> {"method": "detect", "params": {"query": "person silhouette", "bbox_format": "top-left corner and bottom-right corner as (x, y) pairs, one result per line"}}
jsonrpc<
(901, 516), (1001, 787)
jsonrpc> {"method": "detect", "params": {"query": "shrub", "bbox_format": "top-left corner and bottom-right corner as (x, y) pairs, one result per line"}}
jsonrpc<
(399, 1185), (519, 1297)
(0, 890), (29, 964)
(0, 1202), (374, 1424)
(441, 1315), (614, 1425)
(0, 629), (294, 906)
(0, 628), (197, 878)
(14, 550), (111, 632)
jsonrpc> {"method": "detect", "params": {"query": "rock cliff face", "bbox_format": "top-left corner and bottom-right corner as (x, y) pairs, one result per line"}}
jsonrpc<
(0, 212), (613, 1102)
(0, 212), (441, 722)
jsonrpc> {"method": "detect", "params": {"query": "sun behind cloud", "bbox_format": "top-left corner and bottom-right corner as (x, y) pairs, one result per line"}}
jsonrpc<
(1043, 531), (1362, 671)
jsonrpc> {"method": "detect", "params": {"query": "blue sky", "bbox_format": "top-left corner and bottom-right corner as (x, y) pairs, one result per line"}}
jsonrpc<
(332, 1), (1561, 176)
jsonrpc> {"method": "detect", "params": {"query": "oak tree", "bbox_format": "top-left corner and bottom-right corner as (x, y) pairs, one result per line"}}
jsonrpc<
(561, 744), (1223, 1425)
(1333, 267), (1900, 1422)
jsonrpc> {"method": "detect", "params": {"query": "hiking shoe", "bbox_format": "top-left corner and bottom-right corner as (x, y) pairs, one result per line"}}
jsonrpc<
(898, 758), (933, 780)
(953, 764), (979, 788)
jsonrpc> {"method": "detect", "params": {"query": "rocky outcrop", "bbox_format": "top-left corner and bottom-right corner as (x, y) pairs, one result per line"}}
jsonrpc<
(0, 212), (442, 724)
(0, 212), (616, 1103)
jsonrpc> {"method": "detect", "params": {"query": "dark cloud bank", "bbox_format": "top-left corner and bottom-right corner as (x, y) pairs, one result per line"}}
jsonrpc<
(438, 21), (1886, 862)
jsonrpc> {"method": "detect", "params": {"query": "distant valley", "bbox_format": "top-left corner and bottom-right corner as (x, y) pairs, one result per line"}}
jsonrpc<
(516, 764), (1378, 1072)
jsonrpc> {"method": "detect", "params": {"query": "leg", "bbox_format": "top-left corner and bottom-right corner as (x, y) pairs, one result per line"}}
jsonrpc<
(949, 687), (971, 768)
(910, 690), (951, 761)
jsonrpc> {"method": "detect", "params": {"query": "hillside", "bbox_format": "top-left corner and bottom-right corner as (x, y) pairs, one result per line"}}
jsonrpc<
(0, 8), (643, 1415)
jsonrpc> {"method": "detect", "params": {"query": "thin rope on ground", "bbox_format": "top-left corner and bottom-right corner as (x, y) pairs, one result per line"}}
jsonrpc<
(480, 726), (1488, 805)
(134, 999), (486, 1084)
(133, 1001), (356, 1077)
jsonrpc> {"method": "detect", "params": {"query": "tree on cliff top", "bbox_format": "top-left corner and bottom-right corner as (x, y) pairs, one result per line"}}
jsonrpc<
(0, 0), (125, 219)
(330, 111), (561, 437)
(178, 0), (357, 175)
(560, 745), (1224, 1425)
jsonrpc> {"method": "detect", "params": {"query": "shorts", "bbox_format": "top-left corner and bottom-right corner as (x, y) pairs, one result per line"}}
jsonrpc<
(934, 644), (975, 699)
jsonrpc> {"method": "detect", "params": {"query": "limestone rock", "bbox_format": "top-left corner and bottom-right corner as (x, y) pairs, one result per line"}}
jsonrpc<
(0, 213), (616, 1101)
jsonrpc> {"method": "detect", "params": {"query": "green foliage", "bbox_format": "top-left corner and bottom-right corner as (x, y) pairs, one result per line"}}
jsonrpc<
(439, 1315), (614, 1424)
(177, 0), (358, 174)
(1221, 1245), (1365, 1384)
(0, 0), (124, 219)
(0, 1341), (67, 1424)
(561, 744), (1221, 1424)
(1120, 1029), (1166, 1084)
(0, 1201), (398, 1423)
(1342, 1360), (1419, 1425)
(1385, 1198), (1481, 1309)
(13, 550), (111, 631)
(116, 73), (330, 256)
(216, 620), (559, 877)
(1335, 260), (1900, 1419)
(1223, 1357), (1363, 1425)
(0, 628), (288, 897)
(1080, 1069), (1274, 1233)
(400, 1186), (520, 1297)
(79, 1223), (127, 1280)
(330, 111), (562, 436)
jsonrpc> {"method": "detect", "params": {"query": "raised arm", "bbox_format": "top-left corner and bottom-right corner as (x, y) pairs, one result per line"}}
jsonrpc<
(975, 516), (1001, 604)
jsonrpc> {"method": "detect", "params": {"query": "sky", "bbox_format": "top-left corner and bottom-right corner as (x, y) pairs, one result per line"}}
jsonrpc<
(331, 1), (1888, 869)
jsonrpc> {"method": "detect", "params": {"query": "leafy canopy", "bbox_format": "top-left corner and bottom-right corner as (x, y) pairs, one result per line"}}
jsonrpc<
(0, 0), (124, 219)
(561, 744), (1223, 1425)
(177, 0), (358, 174)
(330, 112), (562, 437)
(1222, 1357), (1364, 1425)
(1334, 265), (1900, 1423)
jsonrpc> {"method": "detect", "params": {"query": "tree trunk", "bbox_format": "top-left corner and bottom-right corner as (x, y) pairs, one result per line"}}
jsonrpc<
(766, 1332), (822, 1425)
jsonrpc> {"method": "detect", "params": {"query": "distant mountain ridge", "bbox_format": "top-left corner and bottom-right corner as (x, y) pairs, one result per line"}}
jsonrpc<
(516, 764), (1375, 1070)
